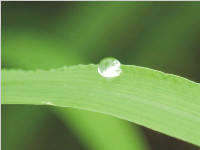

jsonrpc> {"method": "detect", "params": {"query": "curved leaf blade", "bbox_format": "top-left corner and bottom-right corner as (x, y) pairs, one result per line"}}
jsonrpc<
(2, 65), (200, 146)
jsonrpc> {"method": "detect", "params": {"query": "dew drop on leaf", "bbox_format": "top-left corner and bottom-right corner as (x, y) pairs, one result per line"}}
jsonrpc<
(98, 57), (122, 78)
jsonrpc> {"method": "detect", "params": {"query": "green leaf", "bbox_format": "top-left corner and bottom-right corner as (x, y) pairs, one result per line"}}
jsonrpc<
(2, 26), (149, 150)
(53, 108), (149, 150)
(2, 64), (200, 146)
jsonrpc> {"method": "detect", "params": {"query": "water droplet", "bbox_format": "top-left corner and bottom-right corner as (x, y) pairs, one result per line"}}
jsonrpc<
(42, 102), (53, 105)
(98, 57), (122, 78)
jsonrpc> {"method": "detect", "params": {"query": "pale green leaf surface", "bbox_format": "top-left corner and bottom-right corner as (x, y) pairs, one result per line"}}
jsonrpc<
(2, 28), (148, 150)
(2, 64), (200, 146)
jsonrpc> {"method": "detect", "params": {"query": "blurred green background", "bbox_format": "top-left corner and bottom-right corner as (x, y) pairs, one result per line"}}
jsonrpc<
(2, 2), (200, 150)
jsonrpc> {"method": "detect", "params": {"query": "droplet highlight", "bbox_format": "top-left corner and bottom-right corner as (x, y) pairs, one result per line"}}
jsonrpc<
(98, 57), (122, 78)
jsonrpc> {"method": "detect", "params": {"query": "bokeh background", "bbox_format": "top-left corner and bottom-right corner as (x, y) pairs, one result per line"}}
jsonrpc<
(2, 2), (200, 150)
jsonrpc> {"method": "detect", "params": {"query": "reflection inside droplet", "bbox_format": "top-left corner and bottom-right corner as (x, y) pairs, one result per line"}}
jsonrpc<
(98, 57), (122, 78)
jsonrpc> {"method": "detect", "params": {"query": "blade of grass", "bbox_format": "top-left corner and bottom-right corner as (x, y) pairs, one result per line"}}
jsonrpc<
(2, 64), (200, 146)
(2, 29), (149, 149)
(53, 108), (148, 150)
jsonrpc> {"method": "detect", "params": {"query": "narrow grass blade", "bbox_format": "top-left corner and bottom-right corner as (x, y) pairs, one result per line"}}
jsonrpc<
(2, 64), (200, 146)
(2, 26), (149, 149)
